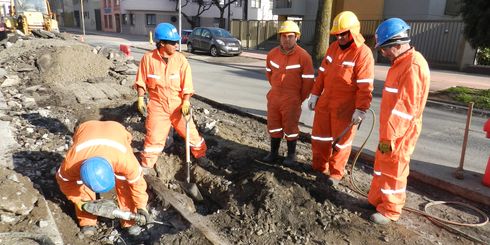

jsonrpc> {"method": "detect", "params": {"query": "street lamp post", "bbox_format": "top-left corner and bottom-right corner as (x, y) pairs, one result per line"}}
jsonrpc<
(178, 0), (182, 52)
(80, 0), (86, 37)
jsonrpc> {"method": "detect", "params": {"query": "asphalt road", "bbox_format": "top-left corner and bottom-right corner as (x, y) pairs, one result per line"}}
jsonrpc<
(83, 34), (489, 174)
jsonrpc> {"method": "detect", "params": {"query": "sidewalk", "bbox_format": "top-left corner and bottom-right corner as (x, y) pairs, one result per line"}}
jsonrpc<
(64, 28), (490, 206)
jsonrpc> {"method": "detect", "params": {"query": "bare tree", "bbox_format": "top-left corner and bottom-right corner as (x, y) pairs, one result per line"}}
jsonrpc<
(175, 0), (214, 28)
(211, 0), (238, 28)
(312, 0), (333, 66)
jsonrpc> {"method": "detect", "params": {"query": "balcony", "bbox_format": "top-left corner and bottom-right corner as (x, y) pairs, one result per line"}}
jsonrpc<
(273, 0), (306, 16)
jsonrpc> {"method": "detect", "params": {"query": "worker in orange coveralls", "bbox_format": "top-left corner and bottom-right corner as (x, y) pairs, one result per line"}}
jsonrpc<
(367, 18), (430, 225)
(482, 119), (490, 187)
(56, 120), (149, 237)
(134, 23), (209, 168)
(307, 11), (374, 186)
(263, 20), (315, 165)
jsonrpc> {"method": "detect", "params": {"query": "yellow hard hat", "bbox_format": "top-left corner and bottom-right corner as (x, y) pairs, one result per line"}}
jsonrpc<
(330, 11), (360, 35)
(278, 20), (300, 36)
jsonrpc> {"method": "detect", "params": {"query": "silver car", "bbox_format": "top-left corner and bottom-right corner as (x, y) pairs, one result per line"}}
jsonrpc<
(187, 27), (242, 57)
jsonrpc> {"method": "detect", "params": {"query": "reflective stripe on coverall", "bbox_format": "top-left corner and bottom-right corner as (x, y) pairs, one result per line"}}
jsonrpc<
(367, 48), (430, 221)
(135, 50), (206, 168)
(55, 121), (148, 228)
(265, 45), (314, 141)
(311, 34), (374, 180)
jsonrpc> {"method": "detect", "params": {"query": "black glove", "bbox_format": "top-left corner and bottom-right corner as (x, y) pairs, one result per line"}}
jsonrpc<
(136, 208), (152, 226)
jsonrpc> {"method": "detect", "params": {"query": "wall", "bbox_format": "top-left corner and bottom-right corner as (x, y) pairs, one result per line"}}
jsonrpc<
(383, 0), (460, 20)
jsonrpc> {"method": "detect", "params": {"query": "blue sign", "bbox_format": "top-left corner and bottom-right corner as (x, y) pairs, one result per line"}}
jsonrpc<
(104, 8), (112, 14)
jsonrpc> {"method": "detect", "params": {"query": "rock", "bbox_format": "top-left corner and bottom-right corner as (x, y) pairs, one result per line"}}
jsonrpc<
(7, 174), (19, 183)
(15, 65), (36, 72)
(0, 214), (16, 223)
(0, 180), (38, 215)
(5, 42), (13, 48)
(37, 220), (49, 228)
(7, 100), (22, 109)
(1, 75), (21, 87)
(22, 97), (37, 108)
(36, 53), (53, 73)
(0, 68), (6, 77)
(113, 64), (128, 72)
(123, 63), (138, 75)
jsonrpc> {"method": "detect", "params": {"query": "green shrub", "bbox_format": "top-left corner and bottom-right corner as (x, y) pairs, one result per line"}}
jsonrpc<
(476, 47), (490, 66)
(442, 86), (490, 110)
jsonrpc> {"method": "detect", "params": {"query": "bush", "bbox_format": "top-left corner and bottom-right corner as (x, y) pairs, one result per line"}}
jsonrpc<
(443, 86), (490, 110)
(476, 47), (490, 66)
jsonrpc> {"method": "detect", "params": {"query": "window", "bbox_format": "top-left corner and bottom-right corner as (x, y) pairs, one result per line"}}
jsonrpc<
(130, 13), (135, 25)
(235, 0), (242, 7)
(104, 15), (108, 28)
(269, 0), (273, 8)
(201, 29), (211, 38)
(192, 28), (202, 37)
(122, 14), (127, 25)
(146, 14), (156, 26)
(251, 0), (261, 8)
(83, 11), (89, 19)
(108, 15), (113, 28)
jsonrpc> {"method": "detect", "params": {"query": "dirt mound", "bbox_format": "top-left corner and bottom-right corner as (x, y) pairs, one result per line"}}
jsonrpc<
(40, 45), (112, 84)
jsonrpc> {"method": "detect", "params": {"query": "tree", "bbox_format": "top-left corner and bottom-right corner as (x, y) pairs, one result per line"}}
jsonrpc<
(312, 0), (333, 67)
(461, 0), (490, 49)
(174, 0), (214, 29)
(211, 0), (238, 29)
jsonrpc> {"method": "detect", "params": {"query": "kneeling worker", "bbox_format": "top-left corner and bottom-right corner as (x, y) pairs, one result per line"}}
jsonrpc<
(56, 120), (150, 237)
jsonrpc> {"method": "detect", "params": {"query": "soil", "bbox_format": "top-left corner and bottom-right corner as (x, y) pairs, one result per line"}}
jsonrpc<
(0, 33), (489, 245)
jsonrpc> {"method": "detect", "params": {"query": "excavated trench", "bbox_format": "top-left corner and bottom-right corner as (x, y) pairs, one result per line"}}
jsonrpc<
(0, 34), (489, 245)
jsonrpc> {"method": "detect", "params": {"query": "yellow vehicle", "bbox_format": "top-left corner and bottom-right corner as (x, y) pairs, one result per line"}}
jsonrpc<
(2, 0), (58, 35)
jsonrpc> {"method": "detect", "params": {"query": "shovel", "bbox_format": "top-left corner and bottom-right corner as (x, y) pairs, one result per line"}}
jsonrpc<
(179, 108), (204, 201)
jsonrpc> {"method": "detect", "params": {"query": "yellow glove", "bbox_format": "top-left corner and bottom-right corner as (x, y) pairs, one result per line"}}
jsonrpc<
(137, 96), (147, 116)
(75, 200), (87, 211)
(378, 140), (392, 154)
(182, 100), (190, 116)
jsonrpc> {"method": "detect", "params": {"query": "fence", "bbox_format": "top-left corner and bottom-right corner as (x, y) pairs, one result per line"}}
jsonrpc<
(231, 19), (467, 67)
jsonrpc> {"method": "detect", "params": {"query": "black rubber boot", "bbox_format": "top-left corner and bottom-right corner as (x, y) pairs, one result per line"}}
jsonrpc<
(283, 140), (297, 166)
(262, 138), (281, 163)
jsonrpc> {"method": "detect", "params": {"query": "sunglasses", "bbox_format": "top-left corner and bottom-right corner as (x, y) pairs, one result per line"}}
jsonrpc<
(335, 31), (350, 38)
(163, 40), (178, 46)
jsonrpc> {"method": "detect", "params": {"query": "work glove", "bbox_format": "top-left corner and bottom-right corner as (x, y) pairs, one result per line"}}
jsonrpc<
(351, 109), (366, 125)
(136, 208), (152, 226)
(378, 140), (392, 154)
(308, 95), (319, 111)
(75, 200), (88, 212)
(137, 96), (147, 116)
(181, 100), (191, 116)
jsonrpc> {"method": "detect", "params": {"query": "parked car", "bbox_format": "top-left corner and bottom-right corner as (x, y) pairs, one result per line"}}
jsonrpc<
(181, 29), (193, 44)
(187, 27), (242, 57)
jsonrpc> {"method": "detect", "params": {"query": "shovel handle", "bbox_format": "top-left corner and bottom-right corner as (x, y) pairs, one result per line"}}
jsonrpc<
(185, 108), (192, 183)
(332, 122), (355, 151)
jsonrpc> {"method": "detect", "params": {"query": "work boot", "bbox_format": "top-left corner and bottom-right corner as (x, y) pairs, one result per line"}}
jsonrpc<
(360, 200), (376, 211)
(326, 177), (340, 187)
(282, 140), (297, 166)
(262, 138), (281, 163)
(196, 157), (217, 169)
(80, 226), (96, 237)
(370, 212), (391, 225)
(126, 225), (142, 237)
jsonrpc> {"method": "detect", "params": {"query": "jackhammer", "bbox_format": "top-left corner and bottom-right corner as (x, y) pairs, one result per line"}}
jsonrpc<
(82, 199), (164, 225)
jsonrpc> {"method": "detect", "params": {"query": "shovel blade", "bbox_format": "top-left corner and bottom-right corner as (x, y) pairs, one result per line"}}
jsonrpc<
(179, 181), (204, 201)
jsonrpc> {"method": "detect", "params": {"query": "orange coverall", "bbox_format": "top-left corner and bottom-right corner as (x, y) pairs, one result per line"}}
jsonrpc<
(311, 35), (374, 180)
(265, 45), (314, 140)
(56, 121), (148, 228)
(135, 49), (206, 168)
(368, 48), (430, 220)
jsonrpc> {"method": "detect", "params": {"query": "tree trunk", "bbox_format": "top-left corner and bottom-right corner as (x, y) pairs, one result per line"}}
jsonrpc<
(312, 0), (333, 67)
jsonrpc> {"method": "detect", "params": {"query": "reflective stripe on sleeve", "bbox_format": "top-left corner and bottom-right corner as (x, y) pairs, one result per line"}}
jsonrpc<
(114, 166), (142, 184)
(269, 128), (283, 133)
(284, 133), (299, 138)
(57, 168), (83, 185)
(76, 139), (127, 153)
(190, 137), (205, 148)
(373, 171), (382, 176)
(311, 136), (333, 141)
(357, 78), (373, 83)
(392, 109), (413, 120)
(286, 64), (301, 69)
(302, 74), (314, 78)
(147, 74), (160, 79)
(326, 56), (332, 63)
(342, 61), (355, 67)
(266, 68), (271, 72)
(385, 87), (398, 93)
(381, 187), (406, 195)
(319, 67), (325, 72)
(270, 61), (280, 68)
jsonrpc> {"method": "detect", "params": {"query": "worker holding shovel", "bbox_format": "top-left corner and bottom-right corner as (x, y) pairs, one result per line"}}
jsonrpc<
(134, 23), (211, 169)
(307, 11), (374, 187)
(56, 120), (150, 237)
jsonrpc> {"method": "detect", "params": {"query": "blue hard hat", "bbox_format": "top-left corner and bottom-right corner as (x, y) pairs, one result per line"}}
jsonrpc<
(80, 157), (115, 193)
(375, 18), (411, 48)
(154, 23), (181, 42)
